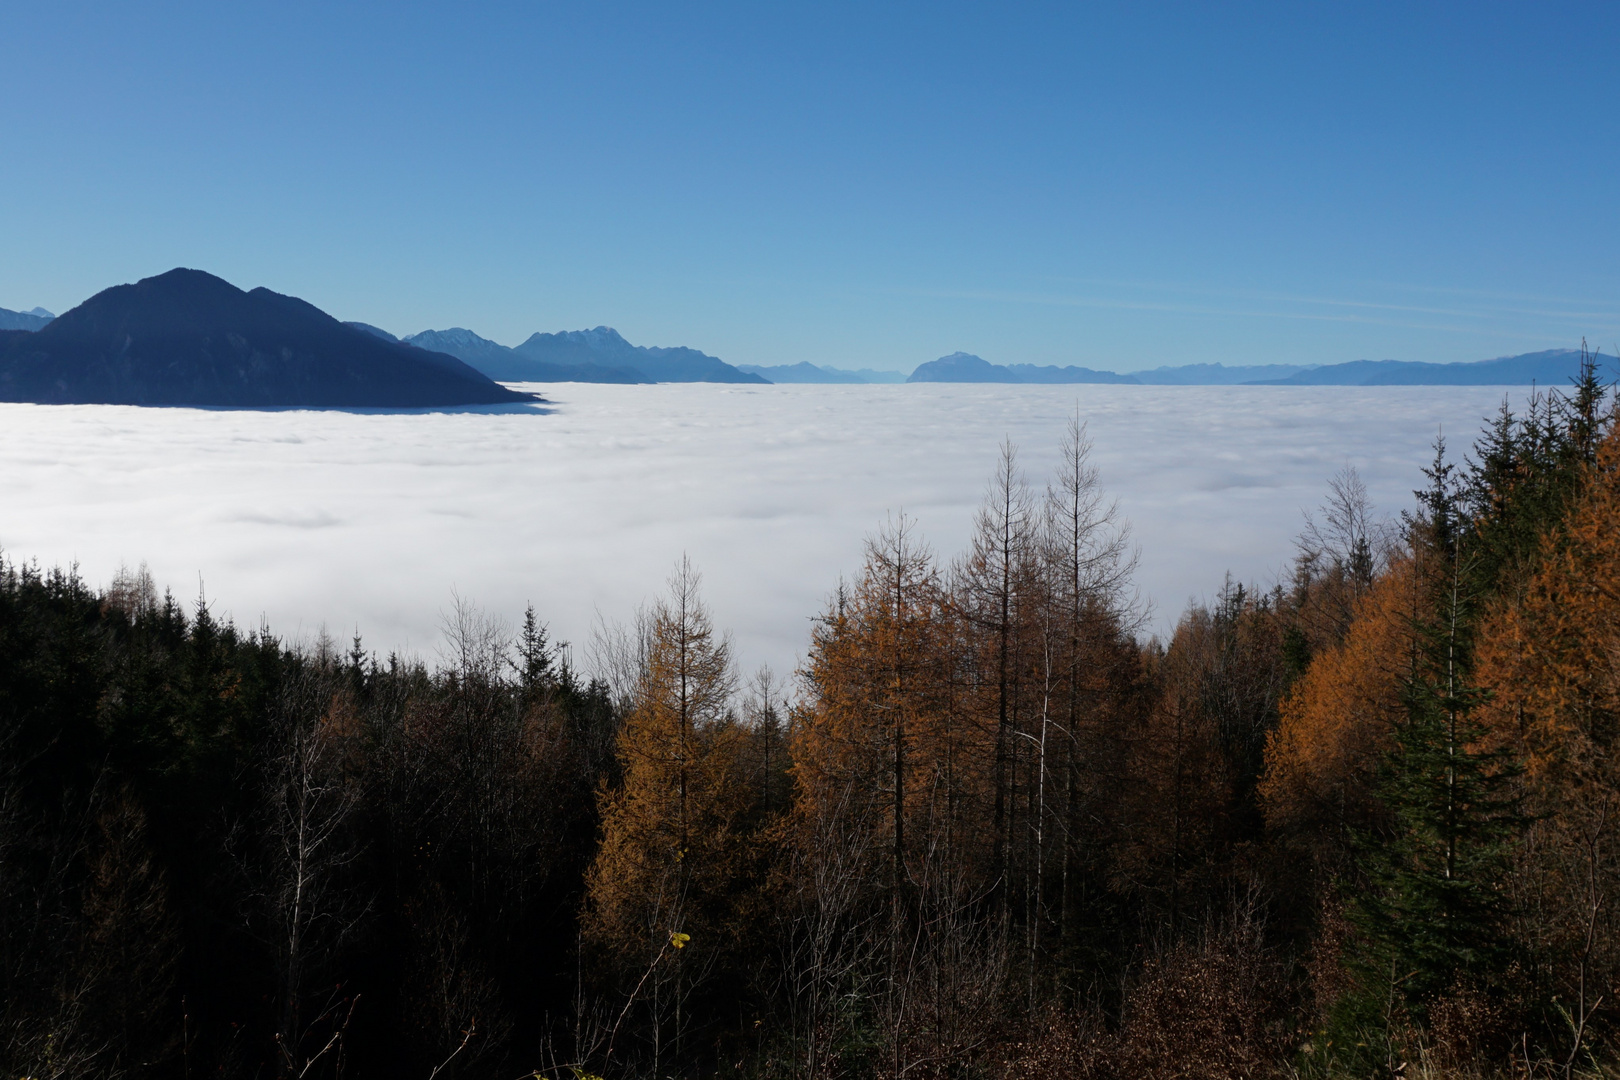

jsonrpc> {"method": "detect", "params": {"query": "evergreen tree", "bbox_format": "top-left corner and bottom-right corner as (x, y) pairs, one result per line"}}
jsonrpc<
(516, 602), (554, 699)
(1352, 632), (1521, 1009)
(1334, 441), (1523, 1073)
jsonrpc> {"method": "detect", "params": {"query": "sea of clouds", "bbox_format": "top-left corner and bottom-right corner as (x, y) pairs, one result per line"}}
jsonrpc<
(0, 383), (1534, 679)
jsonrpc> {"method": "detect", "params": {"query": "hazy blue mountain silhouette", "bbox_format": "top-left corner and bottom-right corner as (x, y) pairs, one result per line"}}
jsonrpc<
(908, 352), (1140, 384)
(405, 327), (649, 384)
(1249, 349), (1604, 385)
(1133, 362), (1319, 385)
(736, 361), (847, 383)
(737, 362), (908, 383)
(825, 366), (908, 383)
(515, 326), (767, 383)
(0, 306), (54, 331)
(0, 269), (532, 407)
(904, 349), (1600, 386)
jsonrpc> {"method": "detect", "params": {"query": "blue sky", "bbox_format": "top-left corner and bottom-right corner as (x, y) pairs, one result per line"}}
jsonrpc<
(3, 1), (1616, 372)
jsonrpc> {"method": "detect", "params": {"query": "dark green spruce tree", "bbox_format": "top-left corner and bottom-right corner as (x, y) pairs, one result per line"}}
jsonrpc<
(1329, 440), (1524, 1074)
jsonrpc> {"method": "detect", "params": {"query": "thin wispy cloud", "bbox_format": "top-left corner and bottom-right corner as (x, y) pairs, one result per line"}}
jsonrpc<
(899, 286), (1540, 338)
(1049, 275), (1618, 318)
(897, 277), (1620, 345)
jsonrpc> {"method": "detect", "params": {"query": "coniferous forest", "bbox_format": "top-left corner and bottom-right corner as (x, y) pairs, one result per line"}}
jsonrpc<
(6, 360), (1620, 1079)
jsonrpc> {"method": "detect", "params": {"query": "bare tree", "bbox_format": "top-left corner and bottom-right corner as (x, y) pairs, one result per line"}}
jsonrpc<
(0, 768), (110, 1080)
(246, 645), (368, 1080)
(743, 664), (793, 818)
(1045, 414), (1139, 626)
(777, 776), (887, 1079)
(104, 561), (158, 622)
(438, 590), (513, 686)
(958, 441), (1039, 902)
(1294, 465), (1394, 643)
(589, 604), (652, 717)
(1041, 412), (1140, 980)
(877, 811), (1008, 1080)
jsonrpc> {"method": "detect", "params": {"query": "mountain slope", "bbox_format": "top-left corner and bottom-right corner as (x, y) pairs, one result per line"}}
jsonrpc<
(908, 352), (1140, 384)
(0, 269), (532, 407)
(345, 321), (399, 342)
(514, 326), (767, 383)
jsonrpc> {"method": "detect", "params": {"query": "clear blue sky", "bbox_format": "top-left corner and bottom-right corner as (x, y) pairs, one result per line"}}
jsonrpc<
(3, 1), (1616, 372)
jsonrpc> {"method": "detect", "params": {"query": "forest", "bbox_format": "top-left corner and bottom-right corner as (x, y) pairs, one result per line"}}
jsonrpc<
(3, 356), (1619, 1079)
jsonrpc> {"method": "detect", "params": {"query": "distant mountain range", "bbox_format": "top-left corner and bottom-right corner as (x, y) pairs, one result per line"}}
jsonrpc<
(0, 305), (55, 331)
(1130, 362), (1320, 385)
(0, 270), (529, 407)
(369, 324), (764, 384)
(736, 362), (907, 384)
(3, 275), (1607, 397)
(909, 352), (1139, 384)
(901, 349), (1604, 386)
(1249, 349), (1601, 385)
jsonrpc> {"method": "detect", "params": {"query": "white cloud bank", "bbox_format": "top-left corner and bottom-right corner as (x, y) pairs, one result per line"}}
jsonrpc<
(0, 383), (1531, 677)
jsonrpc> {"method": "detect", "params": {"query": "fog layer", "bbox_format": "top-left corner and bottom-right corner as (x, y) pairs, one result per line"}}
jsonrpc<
(0, 383), (1528, 673)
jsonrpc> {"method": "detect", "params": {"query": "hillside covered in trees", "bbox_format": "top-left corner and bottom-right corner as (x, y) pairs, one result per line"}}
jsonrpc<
(4, 354), (1620, 1079)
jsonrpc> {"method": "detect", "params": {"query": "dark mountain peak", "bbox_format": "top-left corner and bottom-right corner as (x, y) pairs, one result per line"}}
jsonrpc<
(0, 268), (532, 407)
(144, 266), (236, 292)
(129, 267), (247, 313)
(45, 268), (262, 342)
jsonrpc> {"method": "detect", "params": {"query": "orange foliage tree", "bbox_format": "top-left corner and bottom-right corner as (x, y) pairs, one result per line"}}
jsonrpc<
(1475, 421), (1620, 1062)
(791, 515), (1007, 1077)
(584, 559), (757, 1071)
(1260, 553), (1425, 860)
